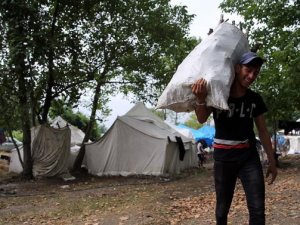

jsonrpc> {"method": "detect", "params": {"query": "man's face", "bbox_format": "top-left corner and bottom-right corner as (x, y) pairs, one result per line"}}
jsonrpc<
(235, 64), (261, 88)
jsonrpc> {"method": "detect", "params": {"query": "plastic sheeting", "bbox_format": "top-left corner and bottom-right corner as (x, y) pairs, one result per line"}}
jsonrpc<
(9, 124), (86, 177)
(156, 22), (250, 112)
(31, 125), (71, 177)
(177, 124), (215, 147)
(286, 135), (300, 154)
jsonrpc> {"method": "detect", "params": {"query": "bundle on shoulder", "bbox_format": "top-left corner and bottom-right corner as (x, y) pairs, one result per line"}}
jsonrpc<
(156, 22), (249, 112)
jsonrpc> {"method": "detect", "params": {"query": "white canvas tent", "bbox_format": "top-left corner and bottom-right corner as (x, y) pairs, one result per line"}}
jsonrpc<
(85, 102), (198, 176)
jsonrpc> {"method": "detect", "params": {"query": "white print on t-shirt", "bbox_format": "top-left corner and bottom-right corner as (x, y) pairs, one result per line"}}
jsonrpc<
(215, 102), (257, 119)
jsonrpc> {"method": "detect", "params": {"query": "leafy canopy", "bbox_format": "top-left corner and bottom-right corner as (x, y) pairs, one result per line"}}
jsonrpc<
(220, 0), (300, 126)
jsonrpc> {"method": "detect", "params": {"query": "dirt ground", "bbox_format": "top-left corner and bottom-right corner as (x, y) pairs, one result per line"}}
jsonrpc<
(0, 155), (299, 225)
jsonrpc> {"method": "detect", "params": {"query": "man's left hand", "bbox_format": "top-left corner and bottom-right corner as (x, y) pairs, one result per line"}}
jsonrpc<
(266, 162), (277, 185)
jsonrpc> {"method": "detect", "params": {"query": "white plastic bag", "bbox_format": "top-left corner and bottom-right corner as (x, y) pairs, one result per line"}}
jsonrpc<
(156, 22), (250, 112)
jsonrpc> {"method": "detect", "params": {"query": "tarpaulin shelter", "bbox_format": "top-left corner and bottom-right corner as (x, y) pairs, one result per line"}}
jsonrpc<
(9, 117), (86, 178)
(177, 124), (215, 147)
(9, 125), (71, 177)
(196, 125), (215, 147)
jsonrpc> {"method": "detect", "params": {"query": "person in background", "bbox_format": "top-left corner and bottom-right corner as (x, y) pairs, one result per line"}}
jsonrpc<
(196, 139), (207, 168)
(191, 52), (277, 225)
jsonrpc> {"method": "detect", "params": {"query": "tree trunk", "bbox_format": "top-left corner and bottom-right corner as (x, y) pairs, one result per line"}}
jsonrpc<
(41, 0), (59, 123)
(9, 6), (34, 178)
(6, 124), (24, 169)
(17, 49), (33, 178)
(72, 80), (102, 171)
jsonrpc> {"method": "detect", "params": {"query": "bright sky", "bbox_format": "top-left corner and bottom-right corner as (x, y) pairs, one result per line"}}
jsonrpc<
(171, 0), (223, 38)
(103, 0), (240, 128)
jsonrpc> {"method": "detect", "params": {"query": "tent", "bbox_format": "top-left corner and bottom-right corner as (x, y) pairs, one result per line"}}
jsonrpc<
(9, 125), (71, 177)
(9, 117), (87, 177)
(85, 102), (198, 176)
(177, 124), (215, 147)
(50, 116), (85, 146)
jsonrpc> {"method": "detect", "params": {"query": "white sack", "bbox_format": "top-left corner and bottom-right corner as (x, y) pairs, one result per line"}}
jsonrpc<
(156, 22), (250, 112)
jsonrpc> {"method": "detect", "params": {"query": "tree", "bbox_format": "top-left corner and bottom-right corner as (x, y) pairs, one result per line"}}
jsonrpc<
(220, 0), (300, 132)
(1, 0), (99, 176)
(0, 1), (35, 177)
(0, 1), (196, 175)
(73, 1), (197, 170)
(184, 113), (202, 130)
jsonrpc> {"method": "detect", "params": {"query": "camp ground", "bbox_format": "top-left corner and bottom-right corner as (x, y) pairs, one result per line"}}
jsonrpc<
(6, 103), (198, 178)
(5, 110), (300, 179)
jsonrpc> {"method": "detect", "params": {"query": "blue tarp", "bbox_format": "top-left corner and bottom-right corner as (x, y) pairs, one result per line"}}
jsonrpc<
(272, 134), (286, 146)
(177, 124), (215, 147)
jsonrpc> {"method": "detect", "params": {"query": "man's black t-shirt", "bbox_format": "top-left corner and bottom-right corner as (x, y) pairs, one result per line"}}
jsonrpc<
(212, 89), (267, 161)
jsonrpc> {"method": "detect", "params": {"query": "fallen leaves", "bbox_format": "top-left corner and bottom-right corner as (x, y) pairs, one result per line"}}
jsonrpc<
(120, 216), (129, 221)
(168, 192), (216, 224)
(167, 164), (300, 225)
(0, 155), (299, 225)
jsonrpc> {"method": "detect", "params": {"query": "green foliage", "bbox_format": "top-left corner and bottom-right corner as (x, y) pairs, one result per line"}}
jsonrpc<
(0, 0), (195, 173)
(184, 113), (202, 129)
(220, 0), (300, 128)
(1, 0), (195, 123)
(61, 111), (104, 141)
(12, 130), (23, 142)
(151, 109), (166, 120)
(49, 99), (106, 141)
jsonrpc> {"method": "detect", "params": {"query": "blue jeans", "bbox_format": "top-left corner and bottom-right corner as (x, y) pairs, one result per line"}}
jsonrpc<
(214, 153), (265, 225)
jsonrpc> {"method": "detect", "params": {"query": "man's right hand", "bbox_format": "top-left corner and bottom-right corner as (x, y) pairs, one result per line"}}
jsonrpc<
(191, 78), (208, 102)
